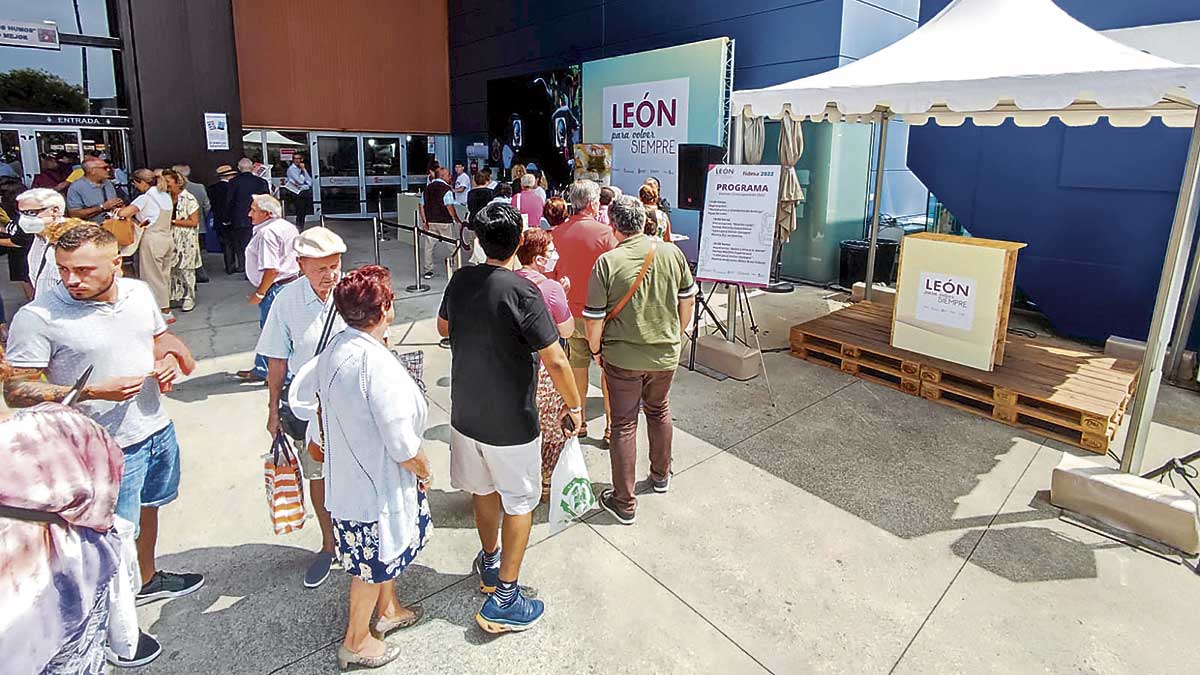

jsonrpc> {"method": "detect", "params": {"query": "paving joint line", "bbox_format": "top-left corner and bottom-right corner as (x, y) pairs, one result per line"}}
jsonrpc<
(585, 522), (777, 675)
(886, 441), (1046, 674)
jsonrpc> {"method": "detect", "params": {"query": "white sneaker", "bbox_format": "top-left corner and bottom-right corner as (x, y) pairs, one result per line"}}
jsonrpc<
(161, 312), (176, 325)
(181, 299), (195, 312)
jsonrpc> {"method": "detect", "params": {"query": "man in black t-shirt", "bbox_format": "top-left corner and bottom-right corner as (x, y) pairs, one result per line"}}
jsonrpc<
(438, 202), (582, 634)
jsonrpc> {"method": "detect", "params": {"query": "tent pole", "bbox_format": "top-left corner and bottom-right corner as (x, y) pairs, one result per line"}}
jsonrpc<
(864, 112), (890, 302)
(1164, 222), (1200, 383)
(1121, 110), (1200, 473)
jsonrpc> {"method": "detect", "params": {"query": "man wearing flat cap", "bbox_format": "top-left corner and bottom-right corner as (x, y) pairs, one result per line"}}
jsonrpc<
(255, 226), (347, 588)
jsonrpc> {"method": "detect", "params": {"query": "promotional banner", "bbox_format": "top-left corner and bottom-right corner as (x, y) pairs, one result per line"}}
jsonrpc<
(601, 78), (690, 203)
(696, 165), (781, 287)
(583, 38), (731, 260)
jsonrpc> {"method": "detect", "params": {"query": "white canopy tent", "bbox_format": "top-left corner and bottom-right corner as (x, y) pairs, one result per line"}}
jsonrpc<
(730, 0), (1200, 473)
(242, 130), (304, 146)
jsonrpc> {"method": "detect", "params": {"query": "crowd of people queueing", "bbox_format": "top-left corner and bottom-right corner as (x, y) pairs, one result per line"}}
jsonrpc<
(0, 174), (698, 672)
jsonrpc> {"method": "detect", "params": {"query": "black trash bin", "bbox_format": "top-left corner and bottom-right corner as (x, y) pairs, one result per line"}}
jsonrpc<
(838, 239), (899, 289)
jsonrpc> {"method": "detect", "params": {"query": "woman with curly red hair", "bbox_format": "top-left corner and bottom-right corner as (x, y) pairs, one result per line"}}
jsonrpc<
(309, 265), (432, 670)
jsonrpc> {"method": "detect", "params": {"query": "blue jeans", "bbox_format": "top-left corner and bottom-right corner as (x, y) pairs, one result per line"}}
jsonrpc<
(116, 423), (182, 525)
(252, 280), (288, 377)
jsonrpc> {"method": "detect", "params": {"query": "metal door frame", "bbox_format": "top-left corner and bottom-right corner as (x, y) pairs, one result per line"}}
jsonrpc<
(310, 131), (365, 217)
(2, 125), (130, 187)
(362, 133), (406, 214)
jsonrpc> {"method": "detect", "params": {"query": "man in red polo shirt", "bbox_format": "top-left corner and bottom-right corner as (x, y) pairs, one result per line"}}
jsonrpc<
(550, 179), (616, 442)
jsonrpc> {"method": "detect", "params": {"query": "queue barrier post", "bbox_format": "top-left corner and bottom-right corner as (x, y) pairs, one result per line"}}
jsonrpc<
(405, 219), (431, 293)
(371, 216), (381, 266)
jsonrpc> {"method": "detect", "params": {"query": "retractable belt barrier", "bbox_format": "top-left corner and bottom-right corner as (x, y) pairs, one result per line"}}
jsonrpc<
(373, 216), (464, 293)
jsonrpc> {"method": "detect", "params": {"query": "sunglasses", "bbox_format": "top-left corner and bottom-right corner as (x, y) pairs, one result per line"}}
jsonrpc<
(19, 207), (48, 216)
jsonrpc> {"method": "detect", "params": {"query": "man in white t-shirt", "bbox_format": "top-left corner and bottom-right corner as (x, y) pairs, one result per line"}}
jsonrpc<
(4, 223), (203, 668)
(453, 160), (471, 205)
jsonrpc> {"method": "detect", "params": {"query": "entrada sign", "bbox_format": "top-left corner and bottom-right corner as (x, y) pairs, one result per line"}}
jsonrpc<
(0, 112), (132, 127)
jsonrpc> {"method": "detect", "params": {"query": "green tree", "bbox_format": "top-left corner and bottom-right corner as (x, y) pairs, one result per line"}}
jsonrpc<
(0, 68), (88, 113)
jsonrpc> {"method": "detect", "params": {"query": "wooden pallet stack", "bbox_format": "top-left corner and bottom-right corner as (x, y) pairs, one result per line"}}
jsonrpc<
(790, 302), (1140, 453)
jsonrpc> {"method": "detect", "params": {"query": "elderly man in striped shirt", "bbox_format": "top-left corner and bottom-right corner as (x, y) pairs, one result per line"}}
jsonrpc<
(256, 226), (347, 587)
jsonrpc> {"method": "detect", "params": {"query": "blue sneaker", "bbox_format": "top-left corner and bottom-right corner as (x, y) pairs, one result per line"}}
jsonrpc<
(473, 551), (500, 594)
(475, 590), (544, 634)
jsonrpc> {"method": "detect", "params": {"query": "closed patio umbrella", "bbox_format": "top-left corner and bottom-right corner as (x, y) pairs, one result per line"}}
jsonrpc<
(776, 109), (804, 242)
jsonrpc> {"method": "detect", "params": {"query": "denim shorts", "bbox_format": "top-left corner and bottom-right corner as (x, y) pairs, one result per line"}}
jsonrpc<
(116, 423), (182, 524)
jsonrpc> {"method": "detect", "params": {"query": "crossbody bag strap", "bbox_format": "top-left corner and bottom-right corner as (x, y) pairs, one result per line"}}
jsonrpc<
(605, 242), (657, 322)
(314, 296), (339, 355)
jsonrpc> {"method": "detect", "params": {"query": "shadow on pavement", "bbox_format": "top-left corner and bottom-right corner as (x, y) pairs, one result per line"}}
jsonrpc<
(143, 542), (470, 674)
(949, 526), (1111, 582)
(166, 372), (264, 403)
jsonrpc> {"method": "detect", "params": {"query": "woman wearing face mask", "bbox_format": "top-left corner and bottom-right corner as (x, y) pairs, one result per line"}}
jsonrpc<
(14, 188), (68, 299)
(514, 228), (575, 500)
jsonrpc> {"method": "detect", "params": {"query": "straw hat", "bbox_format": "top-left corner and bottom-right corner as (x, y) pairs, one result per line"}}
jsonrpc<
(293, 226), (346, 258)
(215, 164), (237, 178)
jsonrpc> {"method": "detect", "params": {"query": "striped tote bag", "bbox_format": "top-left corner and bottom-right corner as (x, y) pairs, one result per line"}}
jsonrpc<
(264, 432), (307, 534)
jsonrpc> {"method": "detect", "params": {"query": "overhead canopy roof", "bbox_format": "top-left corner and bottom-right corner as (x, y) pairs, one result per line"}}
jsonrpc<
(731, 0), (1200, 127)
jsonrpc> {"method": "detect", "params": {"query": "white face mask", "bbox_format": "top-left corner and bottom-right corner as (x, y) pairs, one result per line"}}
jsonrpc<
(538, 249), (559, 273)
(18, 213), (47, 234)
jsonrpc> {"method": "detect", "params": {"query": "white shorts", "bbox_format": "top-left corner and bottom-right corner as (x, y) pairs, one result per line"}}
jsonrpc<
(450, 426), (542, 516)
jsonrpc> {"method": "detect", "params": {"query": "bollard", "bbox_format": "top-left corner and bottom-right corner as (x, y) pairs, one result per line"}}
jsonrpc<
(372, 217), (381, 266)
(376, 195), (385, 242)
(405, 225), (431, 293)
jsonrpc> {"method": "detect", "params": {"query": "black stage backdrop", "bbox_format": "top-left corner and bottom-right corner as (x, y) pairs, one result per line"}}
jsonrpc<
(486, 66), (581, 192)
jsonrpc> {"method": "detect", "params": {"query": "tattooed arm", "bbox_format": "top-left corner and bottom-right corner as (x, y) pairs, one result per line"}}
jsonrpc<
(2, 367), (146, 408)
(3, 367), (72, 407)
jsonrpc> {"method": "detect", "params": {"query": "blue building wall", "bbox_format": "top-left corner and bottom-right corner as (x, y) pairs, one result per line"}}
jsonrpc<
(449, 0), (922, 173)
(908, 0), (1200, 344)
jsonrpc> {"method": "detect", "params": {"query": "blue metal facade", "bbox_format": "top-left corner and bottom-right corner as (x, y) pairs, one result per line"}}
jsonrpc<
(449, 0), (921, 158)
(908, 0), (1200, 345)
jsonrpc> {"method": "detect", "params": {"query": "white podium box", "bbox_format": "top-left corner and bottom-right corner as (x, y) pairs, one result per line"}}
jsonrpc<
(890, 233), (1025, 372)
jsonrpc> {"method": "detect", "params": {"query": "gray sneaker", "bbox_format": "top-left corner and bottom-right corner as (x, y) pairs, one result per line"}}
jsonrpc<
(304, 552), (335, 589)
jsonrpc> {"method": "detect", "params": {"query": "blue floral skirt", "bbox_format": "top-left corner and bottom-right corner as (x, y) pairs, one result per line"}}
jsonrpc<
(334, 490), (432, 583)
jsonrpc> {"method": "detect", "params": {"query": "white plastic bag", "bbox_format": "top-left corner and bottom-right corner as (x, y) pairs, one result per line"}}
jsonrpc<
(548, 437), (597, 533)
(105, 515), (140, 660)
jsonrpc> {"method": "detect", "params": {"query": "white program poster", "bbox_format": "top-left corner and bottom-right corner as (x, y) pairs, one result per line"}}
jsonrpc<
(696, 165), (781, 286)
(915, 272), (977, 330)
(602, 77), (689, 206)
(204, 112), (229, 150)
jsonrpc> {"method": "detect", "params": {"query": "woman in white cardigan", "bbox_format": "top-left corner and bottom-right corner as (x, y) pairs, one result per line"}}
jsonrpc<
(300, 265), (432, 671)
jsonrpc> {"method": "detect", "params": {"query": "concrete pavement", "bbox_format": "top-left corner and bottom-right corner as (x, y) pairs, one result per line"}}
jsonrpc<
(4, 219), (1199, 673)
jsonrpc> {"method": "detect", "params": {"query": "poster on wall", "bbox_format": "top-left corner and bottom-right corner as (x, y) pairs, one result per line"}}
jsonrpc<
(696, 165), (781, 287)
(573, 144), (612, 185)
(601, 77), (689, 203)
(204, 112), (229, 151)
(582, 37), (732, 261)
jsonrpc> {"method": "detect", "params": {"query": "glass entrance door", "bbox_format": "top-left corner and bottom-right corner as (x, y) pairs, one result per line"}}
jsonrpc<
(0, 129), (24, 183)
(314, 134), (362, 215)
(364, 136), (404, 214)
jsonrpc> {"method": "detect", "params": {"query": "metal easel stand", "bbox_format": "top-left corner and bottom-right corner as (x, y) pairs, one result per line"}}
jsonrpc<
(735, 283), (776, 406)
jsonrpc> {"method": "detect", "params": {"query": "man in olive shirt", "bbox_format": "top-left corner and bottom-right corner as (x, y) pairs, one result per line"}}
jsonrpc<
(583, 196), (697, 524)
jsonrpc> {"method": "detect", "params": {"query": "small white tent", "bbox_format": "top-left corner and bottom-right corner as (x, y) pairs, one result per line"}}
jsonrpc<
(731, 0), (1200, 472)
